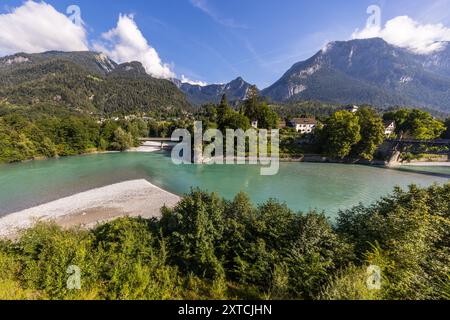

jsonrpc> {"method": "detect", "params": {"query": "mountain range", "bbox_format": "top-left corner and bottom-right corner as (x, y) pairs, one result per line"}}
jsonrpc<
(0, 51), (191, 116)
(172, 77), (254, 106)
(262, 38), (450, 113)
(1, 37), (450, 115)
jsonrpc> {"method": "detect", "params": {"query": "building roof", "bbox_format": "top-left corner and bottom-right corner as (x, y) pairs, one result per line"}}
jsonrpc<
(383, 120), (396, 128)
(290, 118), (317, 125)
(343, 105), (359, 111)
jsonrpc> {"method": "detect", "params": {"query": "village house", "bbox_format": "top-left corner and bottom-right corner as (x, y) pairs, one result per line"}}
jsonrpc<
(344, 105), (360, 113)
(289, 118), (318, 134)
(383, 120), (396, 136)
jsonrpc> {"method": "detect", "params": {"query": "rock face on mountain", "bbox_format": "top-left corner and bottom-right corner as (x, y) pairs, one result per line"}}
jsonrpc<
(0, 51), (191, 115)
(173, 77), (254, 106)
(262, 38), (450, 113)
(0, 51), (118, 75)
(4, 40), (450, 115)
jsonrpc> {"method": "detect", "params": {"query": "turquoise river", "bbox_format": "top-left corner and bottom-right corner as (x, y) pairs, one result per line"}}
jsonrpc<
(0, 152), (448, 219)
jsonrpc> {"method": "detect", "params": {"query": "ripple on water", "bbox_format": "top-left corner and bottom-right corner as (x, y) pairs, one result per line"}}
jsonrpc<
(0, 153), (448, 219)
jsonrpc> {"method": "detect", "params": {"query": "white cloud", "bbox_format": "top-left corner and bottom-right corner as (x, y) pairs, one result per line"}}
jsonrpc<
(0, 3), (176, 79)
(352, 15), (450, 54)
(0, 1), (88, 56)
(93, 14), (174, 79)
(180, 75), (208, 86)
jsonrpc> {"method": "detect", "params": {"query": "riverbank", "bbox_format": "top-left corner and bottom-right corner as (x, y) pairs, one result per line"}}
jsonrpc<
(129, 141), (169, 153)
(0, 179), (180, 238)
(0, 149), (121, 166)
(0, 142), (163, 166)
(5, 141), (446, 169)
(282, 154), (449, 167)
(401, 161), (450, 167)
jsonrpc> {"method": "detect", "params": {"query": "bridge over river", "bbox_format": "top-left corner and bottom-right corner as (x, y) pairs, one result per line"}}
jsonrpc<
(387, 138), (450, 147)
(137, 137), (179, 152)
(385, 138), (450, 166)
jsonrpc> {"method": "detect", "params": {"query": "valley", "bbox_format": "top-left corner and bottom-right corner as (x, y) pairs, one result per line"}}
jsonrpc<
(0, 8), (449, 301)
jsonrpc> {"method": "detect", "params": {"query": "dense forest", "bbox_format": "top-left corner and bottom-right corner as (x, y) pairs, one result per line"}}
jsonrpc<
(0, 113), (147, 163)
(196, 88), (279, 131)
(196, 94), (448, 161)
(270, 101), (343, 120)
(0, 52), (191, 117)
(0, 184), (448, 300)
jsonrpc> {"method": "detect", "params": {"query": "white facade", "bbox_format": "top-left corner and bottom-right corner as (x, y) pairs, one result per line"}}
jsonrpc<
(345, 105), (360, 113)
(290, 118), (317, 134)
(384, 121), (396, 136)
(295, 123), (315, 134)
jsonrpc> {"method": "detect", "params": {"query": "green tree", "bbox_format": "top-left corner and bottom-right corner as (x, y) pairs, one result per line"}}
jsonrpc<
(242, 87), (278, 129)
(160, 190), (226, 279)
(110, 127), (133, 151)
(100, 120), (120, 144)
(55, 117), (93, 155)
(384, 109), (445, 140)
(92, 218), (181, 299)
(321, 111), (361, 159)
(258, 102), (279, 129)
(337, 184), (450, 299)
(286, 213), (352, 298)
(217, 94), (231, 127)
(406, 110), (445, 140)
(383, 109), (410, 134)
(222, 112), (251, 131)
(352, 107), (385, 160)
(243, 86), (260, 122)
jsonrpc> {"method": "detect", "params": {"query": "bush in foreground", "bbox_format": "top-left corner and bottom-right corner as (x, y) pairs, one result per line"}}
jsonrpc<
(0, 184), (448, 300)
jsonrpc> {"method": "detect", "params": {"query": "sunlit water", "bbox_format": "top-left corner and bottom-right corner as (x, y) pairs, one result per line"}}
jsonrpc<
(0, 152), (448, 219)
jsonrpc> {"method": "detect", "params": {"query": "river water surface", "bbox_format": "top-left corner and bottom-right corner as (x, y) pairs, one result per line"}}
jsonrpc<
(0, 152), (448, 219)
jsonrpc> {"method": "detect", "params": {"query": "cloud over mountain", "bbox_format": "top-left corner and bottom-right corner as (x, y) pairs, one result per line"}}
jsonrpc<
(93, 14), (175, 79)
(0, 1), (88, 56)
(352, 15), (450, 54)
(180, 75), (208, 86)
(0, 2), (174, 79)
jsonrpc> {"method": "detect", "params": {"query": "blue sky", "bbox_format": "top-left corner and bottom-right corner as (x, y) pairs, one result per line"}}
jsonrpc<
(1, 0), (450, 88)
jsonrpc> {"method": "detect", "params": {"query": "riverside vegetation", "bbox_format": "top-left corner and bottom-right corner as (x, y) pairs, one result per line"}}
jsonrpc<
(1, 101), (448, 164)
(196, 90), (448, 161)
(0, 50), (448, 164)
(0, 112), (149, 163)
(0, 183), (448, 300)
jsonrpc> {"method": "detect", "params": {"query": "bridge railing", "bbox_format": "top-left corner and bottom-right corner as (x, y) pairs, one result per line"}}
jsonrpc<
(386, 138), (450, 145)
(139, 137), (181, 142)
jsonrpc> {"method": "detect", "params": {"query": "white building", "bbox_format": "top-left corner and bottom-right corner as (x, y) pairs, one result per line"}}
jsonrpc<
(251, 120), (258, 129)
(383, 120), (396, 136)
(289, 118), (318, 134)
(344, 105), (360, 113)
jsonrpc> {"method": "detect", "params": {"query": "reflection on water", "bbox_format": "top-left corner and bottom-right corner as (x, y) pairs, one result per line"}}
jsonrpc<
(0, 152), (448, 219)
(396, 165), (450, 178)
